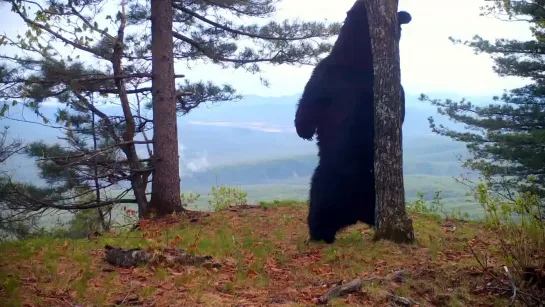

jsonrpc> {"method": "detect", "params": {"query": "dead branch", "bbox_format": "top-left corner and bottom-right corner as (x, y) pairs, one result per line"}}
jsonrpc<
(104, 245), (222, 269)
(317, 278), (363, 304)
(388, 293), (417, 307)
(317, 270), (407, 305)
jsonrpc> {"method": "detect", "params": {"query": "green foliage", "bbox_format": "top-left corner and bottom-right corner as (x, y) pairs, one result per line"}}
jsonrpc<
(50, 208), (110, 239)
(420, 0), (545, 205)
(0, 213), (37, 242)
(2, 276), (19, 297)
(406, 190), (472, 221)
(476, 182), (544, 264)
(472, 181), (545, 304)
(406, 191), (445, 217)
(180, 192), (200, 208)
(118, 205), (139, 228)
(207, 185), (248, 211)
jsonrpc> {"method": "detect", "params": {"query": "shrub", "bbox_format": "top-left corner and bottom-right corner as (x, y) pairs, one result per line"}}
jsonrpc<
(50, 208), (111, 239)
(181, 192), (200, 208)
(473, 182), (544, 304)
(406, 190), (444, 217)
(208, 185), (248, 211)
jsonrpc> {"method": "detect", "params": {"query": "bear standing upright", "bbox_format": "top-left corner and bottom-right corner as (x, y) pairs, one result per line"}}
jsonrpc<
(294, 0), (412, 244)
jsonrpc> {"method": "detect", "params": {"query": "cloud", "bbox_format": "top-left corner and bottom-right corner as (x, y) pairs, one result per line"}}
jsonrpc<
(178, 143), (210, 176)
(186, 156), (210, 173)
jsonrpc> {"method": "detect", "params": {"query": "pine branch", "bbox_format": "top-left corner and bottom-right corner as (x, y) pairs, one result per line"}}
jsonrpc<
(172, 3), (326, 41)
(1, 73), (186, 86)
(172, 31), (283, 64)
(67, 0), (116, 41)
(194, 0), (276, 17)
(5, 181), (138, 211)
(35, 140), (152, 162)
(10, 2), (104, 59)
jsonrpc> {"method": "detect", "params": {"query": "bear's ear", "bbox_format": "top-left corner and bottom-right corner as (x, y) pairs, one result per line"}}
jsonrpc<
(398, 11), (412, 25)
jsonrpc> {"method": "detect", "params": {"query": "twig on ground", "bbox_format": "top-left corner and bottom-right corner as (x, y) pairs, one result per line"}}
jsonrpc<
(114, 292), (140, 306)
(317, 278), (363, 305)
(503, 265), (517, 306)
(317, 270), (407, 305)
(118, 289), (133, 306)
(468, 243), (489, 270)
(388, 293), (417, 307)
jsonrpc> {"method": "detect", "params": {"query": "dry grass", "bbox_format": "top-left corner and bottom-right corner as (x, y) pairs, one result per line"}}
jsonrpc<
(0, 201), (515, 307)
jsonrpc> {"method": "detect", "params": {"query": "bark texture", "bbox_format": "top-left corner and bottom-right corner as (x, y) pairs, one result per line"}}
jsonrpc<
(364, 0), (415, 243)
(149, 0), (183, 217)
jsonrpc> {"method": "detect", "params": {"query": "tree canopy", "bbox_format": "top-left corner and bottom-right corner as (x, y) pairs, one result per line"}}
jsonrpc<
(0, 0), (341, 219)
(420, 0), (545, 203)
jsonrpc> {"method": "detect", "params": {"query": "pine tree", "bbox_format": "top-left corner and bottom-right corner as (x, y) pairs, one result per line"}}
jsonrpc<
(420, 0), (545, 204)
(0, 0), (341, 218)
(149, 0), (181, 216)
(0, 0), (157, 217)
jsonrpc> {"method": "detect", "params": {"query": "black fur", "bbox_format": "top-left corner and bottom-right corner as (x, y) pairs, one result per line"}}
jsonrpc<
(294, 1), (412, 244)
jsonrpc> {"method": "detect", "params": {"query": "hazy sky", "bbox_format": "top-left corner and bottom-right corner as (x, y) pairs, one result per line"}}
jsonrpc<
(0, 0), (534, 98)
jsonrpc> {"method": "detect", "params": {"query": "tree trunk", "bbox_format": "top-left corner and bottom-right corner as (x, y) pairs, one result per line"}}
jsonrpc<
(149, 0), (183, 218)
(111, 0), (151, 218)
(364, 0), (415, 243)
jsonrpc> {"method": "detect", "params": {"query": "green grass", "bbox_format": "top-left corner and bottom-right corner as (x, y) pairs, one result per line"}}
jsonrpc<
(0, 199), (523, 306)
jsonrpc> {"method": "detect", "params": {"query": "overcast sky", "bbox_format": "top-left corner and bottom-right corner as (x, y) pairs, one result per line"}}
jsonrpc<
(0, 0), (534, 98)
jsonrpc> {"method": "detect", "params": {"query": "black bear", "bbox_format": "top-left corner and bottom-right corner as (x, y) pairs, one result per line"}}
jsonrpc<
(294, 1), (412, 244)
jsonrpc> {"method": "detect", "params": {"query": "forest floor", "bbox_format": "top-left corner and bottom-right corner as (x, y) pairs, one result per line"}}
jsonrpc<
(0, 200), (519, 306)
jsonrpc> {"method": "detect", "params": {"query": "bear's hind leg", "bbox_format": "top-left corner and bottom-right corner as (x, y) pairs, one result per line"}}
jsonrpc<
(307, 164), (340, 244)
(356, 169), (376, 227)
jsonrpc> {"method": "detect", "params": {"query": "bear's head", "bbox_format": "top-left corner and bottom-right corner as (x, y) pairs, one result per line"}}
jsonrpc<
(398, 11), (412, 25)
(331, 2), (412, 68)
(397, 11), (412, 40)
(347, 1), (412, 41)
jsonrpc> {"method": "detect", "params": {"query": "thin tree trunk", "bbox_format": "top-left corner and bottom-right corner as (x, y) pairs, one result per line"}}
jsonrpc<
(112, 0), (150, 218)
(364, 0), (415, 243)
(149, 0), (183, 217)
(91, 97), (110, 232)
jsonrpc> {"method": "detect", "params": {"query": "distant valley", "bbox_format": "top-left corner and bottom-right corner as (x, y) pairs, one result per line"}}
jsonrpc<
(1, 92), (485, 215)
